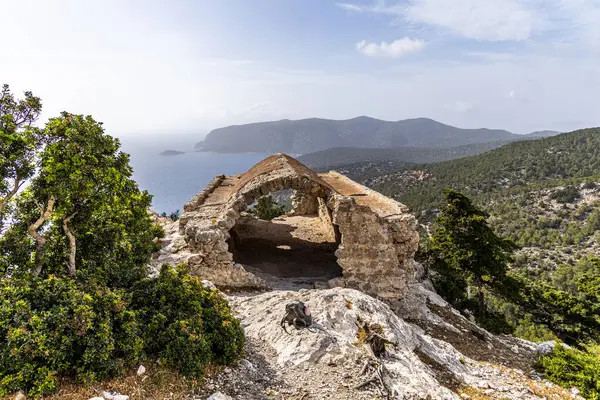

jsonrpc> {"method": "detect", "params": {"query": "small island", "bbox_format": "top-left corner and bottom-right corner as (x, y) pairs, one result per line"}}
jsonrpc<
(159, 150), (185, 156)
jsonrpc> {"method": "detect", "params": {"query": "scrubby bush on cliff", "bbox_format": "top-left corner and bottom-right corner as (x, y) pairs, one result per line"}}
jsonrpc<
(0, 276), (142, 397)
(0, 266), (245, 397)
(536, 344), (600, 400)
(131, 264), (245, 377)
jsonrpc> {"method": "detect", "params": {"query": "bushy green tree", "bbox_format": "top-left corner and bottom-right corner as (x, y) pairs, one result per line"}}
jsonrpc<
(425, 189), (517, 314)
(0, 99), (245, 397)
(2, 112), (162, 286)
(249, 195), (286, 221)
(0, 84), (42, 214)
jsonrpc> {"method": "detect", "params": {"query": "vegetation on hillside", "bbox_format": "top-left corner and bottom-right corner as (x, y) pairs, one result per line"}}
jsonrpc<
(365, 128), (600, 212)
(299, 141), (512, 170)
(536, 345), (600, 400)
(0, 85), (244, 397)
(421, 189), (600, 396)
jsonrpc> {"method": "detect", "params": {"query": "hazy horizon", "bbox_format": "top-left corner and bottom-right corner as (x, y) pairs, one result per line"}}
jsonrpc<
(2, 1), (599, 136)
(115, 115), (564, 143)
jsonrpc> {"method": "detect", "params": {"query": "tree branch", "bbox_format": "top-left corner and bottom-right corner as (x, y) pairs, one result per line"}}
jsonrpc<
(28, 196), (56, 276)
(63, 213), (77, 277)
(0, 176), (23, 212)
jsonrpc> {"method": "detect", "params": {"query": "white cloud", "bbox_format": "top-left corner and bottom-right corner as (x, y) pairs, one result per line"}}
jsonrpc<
(404, 0), (536, 41)
(508, 89), (516, 98)
(466, 52), (519, 62)
(336, 2), (365, 12)
(356, 38), (425, 58)
(338, 0), (600, 43)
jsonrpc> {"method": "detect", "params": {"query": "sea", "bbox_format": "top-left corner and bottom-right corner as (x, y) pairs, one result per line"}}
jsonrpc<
(119, 134), (270, 214)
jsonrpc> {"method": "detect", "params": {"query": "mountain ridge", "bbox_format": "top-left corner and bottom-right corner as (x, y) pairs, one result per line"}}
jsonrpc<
(196, 117), (548, 154)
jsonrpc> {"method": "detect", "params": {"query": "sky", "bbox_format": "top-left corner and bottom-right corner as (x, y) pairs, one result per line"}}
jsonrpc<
(1, 0), (599, 136)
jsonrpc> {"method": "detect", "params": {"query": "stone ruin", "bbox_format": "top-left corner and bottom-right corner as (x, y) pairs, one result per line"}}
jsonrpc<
(177, 154), (420, 301)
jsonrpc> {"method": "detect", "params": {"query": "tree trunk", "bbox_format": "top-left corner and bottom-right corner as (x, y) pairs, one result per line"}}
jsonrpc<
(28, 196), (56, 276)
(476, 277), (485, 315)
(0, 177), (22, 212)
(62, 214), (77, 277)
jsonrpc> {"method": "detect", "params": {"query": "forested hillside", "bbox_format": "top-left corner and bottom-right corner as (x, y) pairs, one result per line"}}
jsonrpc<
(344, 128), (600, 353)
(298, 141), (511, 169)
(365, 128), (600, 212)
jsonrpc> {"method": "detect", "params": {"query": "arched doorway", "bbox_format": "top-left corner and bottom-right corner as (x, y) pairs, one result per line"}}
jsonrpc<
(226, 190), (343, 290)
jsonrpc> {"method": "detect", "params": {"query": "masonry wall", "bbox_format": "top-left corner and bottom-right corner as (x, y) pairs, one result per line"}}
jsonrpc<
(328, 195), (419, 300)
(177, 155), (420, 300)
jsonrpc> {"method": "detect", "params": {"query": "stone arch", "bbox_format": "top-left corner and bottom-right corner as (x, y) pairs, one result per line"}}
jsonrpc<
(178, 154), (419, 301)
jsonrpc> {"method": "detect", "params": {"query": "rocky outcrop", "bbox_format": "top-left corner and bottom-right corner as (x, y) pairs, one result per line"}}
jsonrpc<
(173, 154), (420, 301)
(194, 285), (580, 400)
(149, 208), (578, 399)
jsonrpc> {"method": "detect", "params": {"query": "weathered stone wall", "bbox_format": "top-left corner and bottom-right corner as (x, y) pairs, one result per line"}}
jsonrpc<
(317, 197), (337, 243)
(183, 174), (225, 212)
(176, 154), (420, 300)
(290, 191), (318, 215)
(327, 194), (419, 300)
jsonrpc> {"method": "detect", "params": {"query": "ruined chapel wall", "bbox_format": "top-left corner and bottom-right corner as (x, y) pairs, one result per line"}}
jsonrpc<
(183, 174), (225, 212)
(328, 194), (419, 301)
(177, 154), (420, 299)
(178, 171), (335, 290)
(290, 191), (319, 215)
(317, 197), (337, 243)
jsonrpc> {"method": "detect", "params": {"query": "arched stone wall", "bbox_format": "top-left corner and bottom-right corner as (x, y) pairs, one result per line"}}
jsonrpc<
(178, 154), (419, 300)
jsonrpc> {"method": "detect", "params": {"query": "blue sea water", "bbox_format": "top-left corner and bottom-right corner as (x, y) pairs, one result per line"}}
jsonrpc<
(119, 135), (269, 214)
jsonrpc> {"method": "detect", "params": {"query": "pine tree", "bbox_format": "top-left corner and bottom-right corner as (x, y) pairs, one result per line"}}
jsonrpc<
(427, 189), (518, 313)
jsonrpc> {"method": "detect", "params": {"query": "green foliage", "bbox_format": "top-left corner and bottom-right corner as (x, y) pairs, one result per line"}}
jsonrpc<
(493, 264), (600, 345)
(536, 344), (600, 399)
(0, 275), (142, 397)
(424, 190), (517, 315)
(0, 265), (245, 397)
(1, 112), (162, 287)
(0, 84), (43, 213)
(0, 95), (245, 397)
(249, 195), (286, 221)
(549, 185), (581, 204)
(131, 264), (245, 377)
(513, 316), (558, 343)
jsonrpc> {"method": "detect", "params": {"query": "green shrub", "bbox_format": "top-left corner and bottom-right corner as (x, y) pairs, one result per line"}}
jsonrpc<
(550, 186), (581, 204)
(0, 275), (142, 397)
(536, 344), (600, 399)
(0, 265), (245, 397)
(249, 195), (286, 221)
(131, 264), (245, 378)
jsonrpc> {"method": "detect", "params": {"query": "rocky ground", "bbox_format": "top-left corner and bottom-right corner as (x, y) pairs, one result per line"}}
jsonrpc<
(144, 216), (581, 400)
(188, 286), (580, 400)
